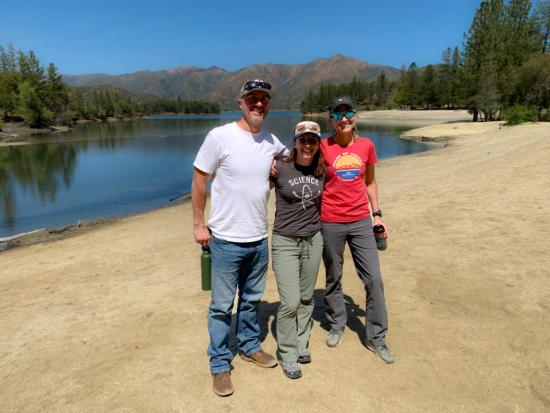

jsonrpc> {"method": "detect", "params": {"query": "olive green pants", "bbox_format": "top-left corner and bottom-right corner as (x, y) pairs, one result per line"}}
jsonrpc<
(271, 231), (323, 363)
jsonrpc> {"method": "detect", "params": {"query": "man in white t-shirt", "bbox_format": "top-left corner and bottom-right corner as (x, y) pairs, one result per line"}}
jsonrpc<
(192, 79), (287, 397)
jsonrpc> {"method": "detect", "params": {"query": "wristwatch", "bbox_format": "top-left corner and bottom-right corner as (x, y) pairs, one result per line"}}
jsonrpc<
(372, 210), (383, 218)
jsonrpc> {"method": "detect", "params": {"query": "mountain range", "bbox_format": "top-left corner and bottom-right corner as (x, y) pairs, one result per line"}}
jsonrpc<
(63, 55), (401, 110)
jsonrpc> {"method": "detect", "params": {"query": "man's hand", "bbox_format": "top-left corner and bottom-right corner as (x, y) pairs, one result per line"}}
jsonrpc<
(194, 224), (211, 246)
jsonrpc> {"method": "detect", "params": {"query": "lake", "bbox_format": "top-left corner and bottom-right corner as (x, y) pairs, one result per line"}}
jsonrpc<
(0, 112), (431, 237)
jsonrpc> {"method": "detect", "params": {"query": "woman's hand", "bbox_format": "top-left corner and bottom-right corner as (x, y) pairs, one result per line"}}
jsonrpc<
(373, 216), (389, 238)
(270, 159), (278, 177)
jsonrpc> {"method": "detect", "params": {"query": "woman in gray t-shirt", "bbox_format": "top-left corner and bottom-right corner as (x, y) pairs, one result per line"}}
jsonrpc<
(270, 121), (325, 379)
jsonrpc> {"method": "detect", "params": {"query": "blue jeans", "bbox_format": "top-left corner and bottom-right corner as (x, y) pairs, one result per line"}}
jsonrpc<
(208, 236), (269, 374)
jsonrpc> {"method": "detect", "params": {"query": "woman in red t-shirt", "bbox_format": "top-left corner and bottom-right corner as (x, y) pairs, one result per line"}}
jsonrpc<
(319, 96), (395, 364)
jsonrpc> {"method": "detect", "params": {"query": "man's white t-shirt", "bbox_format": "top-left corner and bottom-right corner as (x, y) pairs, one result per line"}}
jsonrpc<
(194, 122), (288, 242)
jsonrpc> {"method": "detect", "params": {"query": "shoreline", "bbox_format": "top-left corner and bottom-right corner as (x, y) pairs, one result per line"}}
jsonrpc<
(1, 109), (471, 145)
(0, 110), (467, 243)
(0, 193), (192, 251)
(0, 114), (521, 247)
(1, 121), (549, 411)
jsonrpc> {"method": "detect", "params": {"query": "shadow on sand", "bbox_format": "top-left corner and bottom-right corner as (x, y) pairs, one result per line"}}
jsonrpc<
(227, 289), (367, 354)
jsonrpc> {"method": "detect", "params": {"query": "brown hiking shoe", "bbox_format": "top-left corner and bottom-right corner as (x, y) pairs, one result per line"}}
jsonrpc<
(212, 371), (233, 397)
(239, 350), (278, 368)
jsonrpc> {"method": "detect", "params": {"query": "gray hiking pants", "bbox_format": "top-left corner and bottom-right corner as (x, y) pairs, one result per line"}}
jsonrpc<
(321, 218), (388, 346)
(271, 232), (323, 362)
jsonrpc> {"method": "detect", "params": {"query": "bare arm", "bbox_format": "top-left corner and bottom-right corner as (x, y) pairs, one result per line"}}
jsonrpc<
(192, 167), (211, 246)
(269, 159), (278, 189)
(365, 165), (389, 237)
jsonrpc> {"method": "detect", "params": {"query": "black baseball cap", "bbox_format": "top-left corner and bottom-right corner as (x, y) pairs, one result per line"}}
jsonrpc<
(329, 96), (356, 113)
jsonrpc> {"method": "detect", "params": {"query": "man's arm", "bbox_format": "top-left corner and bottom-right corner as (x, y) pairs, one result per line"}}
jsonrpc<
(365, 165), (389, 237)
(192, 167), (211, 246)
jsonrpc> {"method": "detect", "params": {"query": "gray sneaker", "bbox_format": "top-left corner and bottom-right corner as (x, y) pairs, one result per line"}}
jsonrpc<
(366, 342), (395, 364)
(326, 329), (343, 348)
(297, 349), (311, 364)
(281, 361), (302, 379)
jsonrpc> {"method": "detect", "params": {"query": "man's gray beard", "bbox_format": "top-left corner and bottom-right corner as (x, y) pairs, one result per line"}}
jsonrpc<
(248, 115), (264, 129)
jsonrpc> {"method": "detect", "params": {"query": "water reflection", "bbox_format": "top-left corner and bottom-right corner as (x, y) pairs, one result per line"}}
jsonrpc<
(0, 112), (430, 237)
(1, 144), (77, 231)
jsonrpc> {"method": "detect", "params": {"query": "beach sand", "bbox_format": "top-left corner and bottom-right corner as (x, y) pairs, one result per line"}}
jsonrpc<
(1, 118), (549, 412)
(357, 109), (472, 127)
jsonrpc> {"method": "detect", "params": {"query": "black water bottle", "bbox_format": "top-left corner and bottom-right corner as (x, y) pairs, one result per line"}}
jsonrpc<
(373, 225), (387, 251)
(201, 246), (211, 291)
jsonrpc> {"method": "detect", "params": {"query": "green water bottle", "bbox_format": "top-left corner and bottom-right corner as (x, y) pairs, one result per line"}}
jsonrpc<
(201, 246), (211, 291)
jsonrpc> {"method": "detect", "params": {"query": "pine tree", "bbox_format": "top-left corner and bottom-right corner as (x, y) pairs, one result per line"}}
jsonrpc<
(537, 0), (550, 53)
(376, 70), (390, 107)
(421, 64), (439, 108)
(393, 64), (408, 108)
(17, 50), (44, 86)
(0, 72), (21, 119)
(406, 62), (420, 109)
(513, 53), (550, 118)
(463, 0), (505, 120)
(451, 47), (464, 108)
(42, 63), (69, 121)
(439, 48), (453, 108)
(16, 81), (52, 127)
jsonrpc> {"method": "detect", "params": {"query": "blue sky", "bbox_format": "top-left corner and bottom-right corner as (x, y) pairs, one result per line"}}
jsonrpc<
(0, 0), (537, 75)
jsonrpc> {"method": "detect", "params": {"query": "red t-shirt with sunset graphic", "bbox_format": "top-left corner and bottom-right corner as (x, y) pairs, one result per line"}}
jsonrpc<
(320, 136), (378, 222)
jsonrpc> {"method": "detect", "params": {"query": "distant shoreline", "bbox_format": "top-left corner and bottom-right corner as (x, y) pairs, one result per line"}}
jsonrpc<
(0, 114), (489, 249)
(1, 109), (472, 146)
(305, 108), (472, 127)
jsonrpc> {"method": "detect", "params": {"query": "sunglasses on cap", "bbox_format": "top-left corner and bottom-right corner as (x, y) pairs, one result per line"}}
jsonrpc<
(330, 110), (356, 121)
(297, 136), (319, 145)
(242, 80), (272, 92)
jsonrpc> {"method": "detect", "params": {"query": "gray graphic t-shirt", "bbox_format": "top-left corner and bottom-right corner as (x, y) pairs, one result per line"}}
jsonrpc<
(271, 160), (324, 237)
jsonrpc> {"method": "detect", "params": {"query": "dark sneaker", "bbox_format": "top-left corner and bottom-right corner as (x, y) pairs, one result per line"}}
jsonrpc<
(326, 329), (343, 348)
(365, 342), (395, 364)
(240, 350), (278, 368)
(212, 371), (233, 397)
(297, 349), (311, 364)
(281, 361), (302, 379)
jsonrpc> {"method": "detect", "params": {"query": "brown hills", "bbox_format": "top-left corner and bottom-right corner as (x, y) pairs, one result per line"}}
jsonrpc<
(63, 54), (400, 110)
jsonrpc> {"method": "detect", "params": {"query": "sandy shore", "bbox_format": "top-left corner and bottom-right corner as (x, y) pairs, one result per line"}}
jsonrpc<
(357, 109), (472, 127)
(1, 121), (549, 412)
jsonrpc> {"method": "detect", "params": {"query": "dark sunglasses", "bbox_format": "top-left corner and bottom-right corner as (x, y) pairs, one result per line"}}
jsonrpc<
(243, 80), (272, 92)
(331, 110), (356, 121)
(297, 136), (319, 145)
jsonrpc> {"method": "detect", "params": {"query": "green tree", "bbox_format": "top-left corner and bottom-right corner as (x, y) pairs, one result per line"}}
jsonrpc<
(42, 63), (69, 121)
(16, 81), (52, 127)
(393, 64), (408, 107)
(513, 53), (550, 118)
(3, 43), (17, 72)
(376, 70), (390, 107)
(499, 0), (542, 103)
(421, 64), (439, 108)
(17, 50), (44, 86)
(0, 72), (21, 119)
(405, 62), (420, 109)
(451, 47), (464, 108)
(439, 48), (453, 108)
(476, 53), (501, 120)
(463, 0), (505, 121)
(538, 0), (550, 53)
(67, 88), (86, 120)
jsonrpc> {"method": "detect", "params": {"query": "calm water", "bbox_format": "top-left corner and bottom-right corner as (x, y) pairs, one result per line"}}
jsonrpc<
(0, 112), (431, 237)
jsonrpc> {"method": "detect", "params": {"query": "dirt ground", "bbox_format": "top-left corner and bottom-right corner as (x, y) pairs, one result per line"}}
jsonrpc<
(1, 121), (549, 412)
